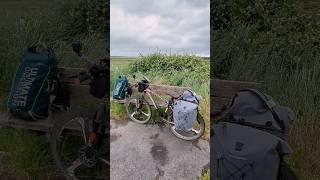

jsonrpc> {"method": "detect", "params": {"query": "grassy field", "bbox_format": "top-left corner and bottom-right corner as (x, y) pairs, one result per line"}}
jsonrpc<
(0, 0), (106, 178)
(110, 54), (210, 140)
(111, 56), (137, 67)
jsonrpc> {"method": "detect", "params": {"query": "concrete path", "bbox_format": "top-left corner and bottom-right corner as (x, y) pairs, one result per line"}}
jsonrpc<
(110, 119), (210, 180)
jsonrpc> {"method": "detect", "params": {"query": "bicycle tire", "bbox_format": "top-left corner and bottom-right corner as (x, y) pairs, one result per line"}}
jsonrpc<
(48, 117), (108, 180)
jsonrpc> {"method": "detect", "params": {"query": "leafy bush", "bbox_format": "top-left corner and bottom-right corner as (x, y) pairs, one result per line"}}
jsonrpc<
(129, 53), (210, 86)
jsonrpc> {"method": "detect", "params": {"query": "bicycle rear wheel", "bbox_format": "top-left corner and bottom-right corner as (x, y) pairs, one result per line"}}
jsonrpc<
(125, 95), (151, 124)
(169, 113), (205, 141)
(48, 117), (108, 180)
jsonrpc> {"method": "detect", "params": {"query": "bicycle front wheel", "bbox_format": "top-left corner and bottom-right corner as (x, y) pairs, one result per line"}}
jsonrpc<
(125, 96), (151, 124)
(48, 117), (108, 180)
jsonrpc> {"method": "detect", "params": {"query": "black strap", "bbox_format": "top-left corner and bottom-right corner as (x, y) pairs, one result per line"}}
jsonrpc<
(181, 99), (199, 105)
(238, 88), (285, 131)
(182, 90), (200, 104)
(222, 117), (285, 139)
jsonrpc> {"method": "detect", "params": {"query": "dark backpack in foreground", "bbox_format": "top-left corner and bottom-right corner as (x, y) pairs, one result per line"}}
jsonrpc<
(8, 46), (57, 120)
(112, 76), (128, 100)
(211, 88), (297, 180)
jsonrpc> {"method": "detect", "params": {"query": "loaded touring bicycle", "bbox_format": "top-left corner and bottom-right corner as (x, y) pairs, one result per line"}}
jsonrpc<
(112, 74), (206, 141)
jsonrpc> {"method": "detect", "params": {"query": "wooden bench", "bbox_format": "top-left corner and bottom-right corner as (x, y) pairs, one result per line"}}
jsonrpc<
(211, 79), (262, 119)
(0, 67), (102, 134)
(111, 84), (191, 107)
(0, 72), (262, 132)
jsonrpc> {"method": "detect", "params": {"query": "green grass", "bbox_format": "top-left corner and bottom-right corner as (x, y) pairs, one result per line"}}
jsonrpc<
(111, 56), (136, 67)
(0, 129), (55, 178)
(200, 169), (210, 180)
(110, 101), (127, 120)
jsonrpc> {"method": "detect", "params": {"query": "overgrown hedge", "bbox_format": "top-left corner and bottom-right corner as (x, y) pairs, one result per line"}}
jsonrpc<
(129, 53), (210, 85)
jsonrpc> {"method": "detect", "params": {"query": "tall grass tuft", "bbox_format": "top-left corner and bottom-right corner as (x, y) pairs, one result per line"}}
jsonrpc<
(0, 129), (55, 178)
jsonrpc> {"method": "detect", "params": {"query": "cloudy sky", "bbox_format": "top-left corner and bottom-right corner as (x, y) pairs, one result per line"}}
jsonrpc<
(110, 0), (210, 57)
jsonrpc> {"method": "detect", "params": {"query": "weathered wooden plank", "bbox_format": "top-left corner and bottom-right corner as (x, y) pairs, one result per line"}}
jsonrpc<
(111, 98), (167, 108)
(0, 115), (53, 131)
(57, 67), (87, 76)
(57, 67), (90, 85)
(1, 84), (100, 132)
(211, 79), (262, 98)
(111, 84), (191, 107)
(148, 84), (190, 96)
(69, 84), (92, 98)
(211, 96), (231, 114)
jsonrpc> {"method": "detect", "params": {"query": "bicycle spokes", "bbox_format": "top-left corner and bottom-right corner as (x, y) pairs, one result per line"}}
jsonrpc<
(191, 128), (201, 134)
(140, 111), (150, 117)
(126, 97), (152, 123)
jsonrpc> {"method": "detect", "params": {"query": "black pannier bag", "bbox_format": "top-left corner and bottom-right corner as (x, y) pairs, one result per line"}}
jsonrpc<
(211, 88), (297, 180)
(89, 58), (108, 98)
(49, 76), (70, 112)
(137, 80), (149, 92)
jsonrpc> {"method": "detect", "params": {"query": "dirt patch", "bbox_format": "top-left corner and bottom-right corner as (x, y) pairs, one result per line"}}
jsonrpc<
(110, 134), (122, 142)
(150, 141), (169, 166)
(156, 121), (167, 132)
(154, 166), (165, 180)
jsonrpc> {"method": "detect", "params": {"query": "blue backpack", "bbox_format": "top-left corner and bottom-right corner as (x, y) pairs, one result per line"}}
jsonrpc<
(112, 76), (128, 100)
(8, 46), (57, 120)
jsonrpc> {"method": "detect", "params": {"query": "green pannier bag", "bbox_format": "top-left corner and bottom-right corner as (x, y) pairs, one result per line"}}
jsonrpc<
(112, 76), (128, 100)
(8, 46), (57, 120)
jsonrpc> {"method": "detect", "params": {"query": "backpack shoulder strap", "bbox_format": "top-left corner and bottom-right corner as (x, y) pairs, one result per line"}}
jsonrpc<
(239, 88), (285, 131)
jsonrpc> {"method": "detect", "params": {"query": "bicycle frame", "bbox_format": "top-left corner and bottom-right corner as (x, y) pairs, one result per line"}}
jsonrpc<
(141, 87), (176, 125)
(144, 87), (169, 110)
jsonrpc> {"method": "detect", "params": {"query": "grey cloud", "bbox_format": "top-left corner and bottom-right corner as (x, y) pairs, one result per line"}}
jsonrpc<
(111, 0), (210, 57)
